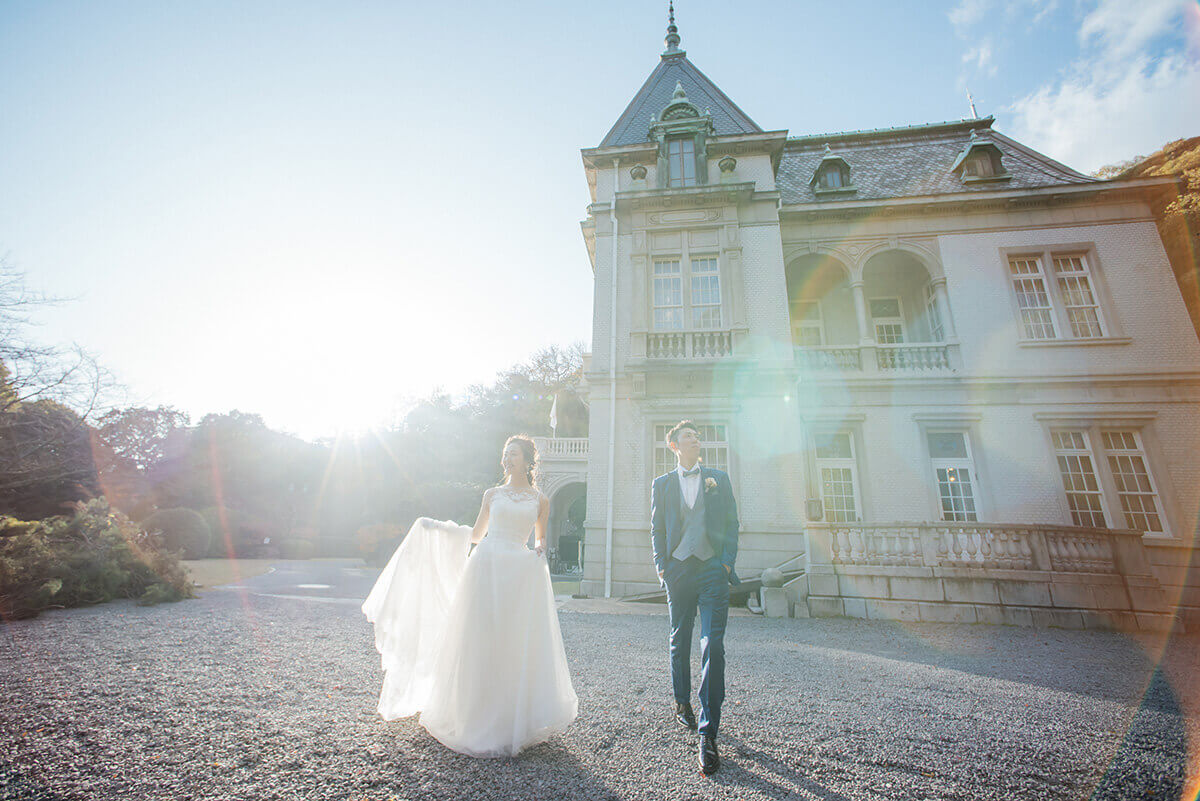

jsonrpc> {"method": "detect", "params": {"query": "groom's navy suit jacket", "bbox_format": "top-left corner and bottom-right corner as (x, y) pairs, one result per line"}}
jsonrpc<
(650, 466), (741, 587)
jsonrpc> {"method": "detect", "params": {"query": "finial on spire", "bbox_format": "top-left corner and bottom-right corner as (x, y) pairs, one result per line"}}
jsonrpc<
(664, 1), (681, 53)
(967, 89), (979, 120)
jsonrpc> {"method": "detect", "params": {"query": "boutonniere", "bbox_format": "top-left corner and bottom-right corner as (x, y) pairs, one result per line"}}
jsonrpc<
(704, 477), (718, 494)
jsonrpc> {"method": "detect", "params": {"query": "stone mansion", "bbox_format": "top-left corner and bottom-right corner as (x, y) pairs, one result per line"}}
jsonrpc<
(531, 15), (1200, 627)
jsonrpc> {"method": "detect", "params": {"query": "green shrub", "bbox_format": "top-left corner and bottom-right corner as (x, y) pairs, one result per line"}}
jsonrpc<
(0, 499), (196, 619)
(142, 508), (212, 560)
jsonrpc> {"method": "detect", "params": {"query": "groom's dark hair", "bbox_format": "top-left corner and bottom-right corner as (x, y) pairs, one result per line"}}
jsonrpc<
(666, 419), (701, 445)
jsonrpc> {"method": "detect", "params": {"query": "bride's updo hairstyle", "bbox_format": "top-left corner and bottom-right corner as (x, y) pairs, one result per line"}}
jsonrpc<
(502, 434), (539, 487)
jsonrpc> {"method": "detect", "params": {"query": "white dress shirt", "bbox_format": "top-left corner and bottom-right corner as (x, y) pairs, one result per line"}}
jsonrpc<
(675, 462), (702, 508)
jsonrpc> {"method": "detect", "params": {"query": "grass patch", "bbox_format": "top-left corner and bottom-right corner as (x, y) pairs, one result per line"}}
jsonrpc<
(181, 558), (279, 589)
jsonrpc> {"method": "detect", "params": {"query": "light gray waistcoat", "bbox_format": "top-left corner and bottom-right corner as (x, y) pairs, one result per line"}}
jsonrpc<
(672, 477), (716, 562)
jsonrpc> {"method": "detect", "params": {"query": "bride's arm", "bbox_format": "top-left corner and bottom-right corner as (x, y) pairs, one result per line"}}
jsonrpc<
(470, 489), (494, 544)
(534, 492), (549, 556)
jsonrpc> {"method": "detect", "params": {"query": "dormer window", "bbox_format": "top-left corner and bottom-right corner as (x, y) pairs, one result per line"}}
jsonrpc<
(810, 148), (855, 195)
(650, 83), (711, 190)
(962, 151), (998, 178)
(817, 162), (849, 189)
(951, 131), (1011, 183)
(668, 137), (697, 187)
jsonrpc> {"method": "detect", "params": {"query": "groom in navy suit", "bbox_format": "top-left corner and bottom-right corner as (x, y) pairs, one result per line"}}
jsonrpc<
(650, 420), (740, 776)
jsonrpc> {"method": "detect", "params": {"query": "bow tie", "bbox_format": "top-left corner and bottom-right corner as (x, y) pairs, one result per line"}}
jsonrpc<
(681, 466), (701, 477)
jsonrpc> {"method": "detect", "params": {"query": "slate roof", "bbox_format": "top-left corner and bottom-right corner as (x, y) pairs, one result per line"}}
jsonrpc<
(600, 52), (762, 148)
(777, 118), (1098, 205)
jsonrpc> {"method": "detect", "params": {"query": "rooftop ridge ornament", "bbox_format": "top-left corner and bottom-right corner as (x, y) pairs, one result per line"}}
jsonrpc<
(664, 0), (682, 55)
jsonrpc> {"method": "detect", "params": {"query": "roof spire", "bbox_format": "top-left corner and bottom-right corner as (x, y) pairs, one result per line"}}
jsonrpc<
(664, 1), (682, 54)
(967, 89), (979, 120)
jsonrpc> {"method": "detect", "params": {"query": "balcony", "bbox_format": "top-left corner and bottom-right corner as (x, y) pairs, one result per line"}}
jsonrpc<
(533, 437), (589, 460)
(786, 248), (962, 376)
(632, 328), (741, 360)
(794, 342), (960, 373)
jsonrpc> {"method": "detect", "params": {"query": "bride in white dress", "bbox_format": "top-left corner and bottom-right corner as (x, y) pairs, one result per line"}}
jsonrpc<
(361, 435), (578, 757)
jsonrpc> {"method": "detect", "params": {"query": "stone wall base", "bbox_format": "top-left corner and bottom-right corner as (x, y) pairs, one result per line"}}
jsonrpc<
(802, 594), (1181, 632)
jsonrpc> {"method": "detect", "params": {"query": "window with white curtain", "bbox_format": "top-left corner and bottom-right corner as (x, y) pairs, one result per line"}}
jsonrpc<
(928, 431), (978, 522)
(814, 431), (861, 522)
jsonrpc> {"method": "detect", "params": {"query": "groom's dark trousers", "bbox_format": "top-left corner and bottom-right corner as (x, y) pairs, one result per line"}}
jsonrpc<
(664, 555), (729, 739)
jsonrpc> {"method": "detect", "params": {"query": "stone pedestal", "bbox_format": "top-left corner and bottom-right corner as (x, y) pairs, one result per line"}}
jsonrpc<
(760, 587), (789, 618)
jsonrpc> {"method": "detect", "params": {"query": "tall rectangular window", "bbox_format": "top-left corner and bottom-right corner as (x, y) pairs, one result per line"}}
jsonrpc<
(791, 300), (824, 346)
(814, 431), (861, 523)
(928, 431), (978, 522)
(667, 138), (697, 188)
(924, 283), (944, 341)
(654, 422), (729, 477)
(690, 256), (722, 329)
(1053, 254), (1104, 338)
(1051, 430), (1107, 527)
(1008, 256), (1057, 339)
(870, 297), (905, 344)
(1102, 431), (1166, 534)
(652, 259), (683, 330)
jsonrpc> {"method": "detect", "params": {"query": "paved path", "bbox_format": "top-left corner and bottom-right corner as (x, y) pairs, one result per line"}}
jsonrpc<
(2, 558), (1198, 800)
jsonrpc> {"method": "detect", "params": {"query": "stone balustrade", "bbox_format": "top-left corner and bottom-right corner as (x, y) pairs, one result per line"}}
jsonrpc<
(532, 437), (589, 460)
(794, 342), (960, 372)
(787, 520), (1173, 631)
(820, 521), (1128, 573)
(794, 346), (862, 370)
(876, 343), (953, 370)
(641, 329), (734, 359)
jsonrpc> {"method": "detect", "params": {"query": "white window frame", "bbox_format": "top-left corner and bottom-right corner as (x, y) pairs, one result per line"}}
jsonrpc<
(652, 258), (684, 330)
(791, 299), (825, 347)
(927, 430), (980, 522)
(1003, 245), (1121, 343)
(1052, 253), (1106, 338)
(813, 430), (863, 523)
(650, 241), (725, 333)
(1038, 416), (1174, 539)
(1050, 429), (1110, 528)
(653, 421), (731, 480)
(1101, 429), (1169, 536)
(689, 254), (722, 329)
(1007, 255), (1058, 340)
(870, 296), (905, 344)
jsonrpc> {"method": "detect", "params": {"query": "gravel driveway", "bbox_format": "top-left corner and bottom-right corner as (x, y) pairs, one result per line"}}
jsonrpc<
(2, 559), (1197, 800)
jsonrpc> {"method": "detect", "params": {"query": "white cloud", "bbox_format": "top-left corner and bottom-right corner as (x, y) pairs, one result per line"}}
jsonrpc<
(949, 0), (991, 35)
(962, 40), (998, 76)
(1078, 0), (1187, 63)
(1009, 52), (1200, 173)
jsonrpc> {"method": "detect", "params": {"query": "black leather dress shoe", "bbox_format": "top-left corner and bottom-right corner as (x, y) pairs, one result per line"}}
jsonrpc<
(675, 702), (697, 730)
(698, 734), (720, 775)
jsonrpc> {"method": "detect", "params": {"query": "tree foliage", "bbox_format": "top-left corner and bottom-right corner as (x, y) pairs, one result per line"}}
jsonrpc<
(0, 499), (195, 620)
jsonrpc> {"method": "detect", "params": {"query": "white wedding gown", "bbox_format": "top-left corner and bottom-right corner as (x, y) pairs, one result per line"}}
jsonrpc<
(361, 488), (578, 757)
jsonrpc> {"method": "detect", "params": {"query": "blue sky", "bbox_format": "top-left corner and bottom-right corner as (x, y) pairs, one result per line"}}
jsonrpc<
(1, 0), (1197, 440)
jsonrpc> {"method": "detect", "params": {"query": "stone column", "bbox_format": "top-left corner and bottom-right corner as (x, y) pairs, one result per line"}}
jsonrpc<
(851, 281), (873, 345)
(851, 280), (877, 374)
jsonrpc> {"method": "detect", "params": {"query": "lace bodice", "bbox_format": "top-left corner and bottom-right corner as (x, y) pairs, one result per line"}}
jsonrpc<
(485, 489), (539, 545)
